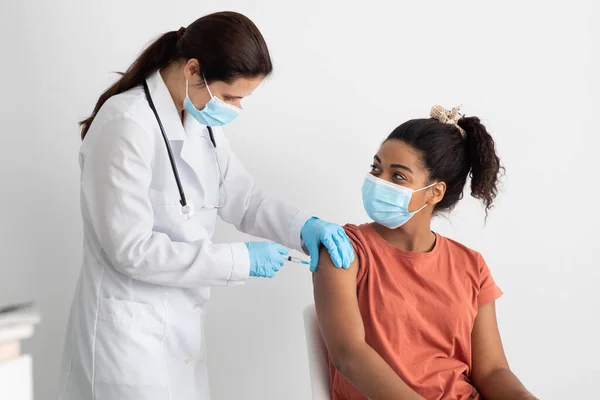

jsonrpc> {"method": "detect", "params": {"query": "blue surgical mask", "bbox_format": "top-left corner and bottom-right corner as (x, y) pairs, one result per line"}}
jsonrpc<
(184, 75), (241, 127)
(362, 173), (436, 229)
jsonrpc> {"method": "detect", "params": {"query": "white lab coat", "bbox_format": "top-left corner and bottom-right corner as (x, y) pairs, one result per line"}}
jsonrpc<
(57, 71), (310, 400)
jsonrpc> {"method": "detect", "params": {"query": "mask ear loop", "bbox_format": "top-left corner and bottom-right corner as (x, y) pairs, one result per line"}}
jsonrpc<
(413, 181), (438, 193)
(187, 75), (214, 100)
(412, 203), (429, 214)
(411, 182), (439, 214)
(202, 74), (214, 98)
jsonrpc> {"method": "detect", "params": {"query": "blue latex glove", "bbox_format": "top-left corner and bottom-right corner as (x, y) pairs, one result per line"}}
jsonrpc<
(301, 217), (354, 272)
(245, 242), (289, 278)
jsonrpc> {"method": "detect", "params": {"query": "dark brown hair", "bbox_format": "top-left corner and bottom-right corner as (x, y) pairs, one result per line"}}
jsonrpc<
(80, 11), (273, 139)
(386, 115), (503, 217)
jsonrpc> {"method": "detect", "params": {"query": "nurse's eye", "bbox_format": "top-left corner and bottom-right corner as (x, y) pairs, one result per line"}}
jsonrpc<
(370, 164), (381, 173)
(393, 173), (406, 181)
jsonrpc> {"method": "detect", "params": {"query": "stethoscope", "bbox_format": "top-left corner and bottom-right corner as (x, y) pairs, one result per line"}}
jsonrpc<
(143, 81), (227, 220)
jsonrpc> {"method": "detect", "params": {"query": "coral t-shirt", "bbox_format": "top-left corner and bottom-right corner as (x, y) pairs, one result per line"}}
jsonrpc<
(328, 224), (503, 400)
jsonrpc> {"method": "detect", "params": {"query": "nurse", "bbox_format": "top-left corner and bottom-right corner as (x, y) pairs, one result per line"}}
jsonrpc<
(58, 11), (353, 400)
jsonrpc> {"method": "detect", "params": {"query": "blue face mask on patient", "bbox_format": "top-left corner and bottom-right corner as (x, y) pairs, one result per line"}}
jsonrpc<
(361, 173), (436, 229)
(184, 75), (241, 127)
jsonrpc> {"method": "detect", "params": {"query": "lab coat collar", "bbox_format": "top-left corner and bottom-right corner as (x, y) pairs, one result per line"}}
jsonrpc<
(145, 70), (186, 141)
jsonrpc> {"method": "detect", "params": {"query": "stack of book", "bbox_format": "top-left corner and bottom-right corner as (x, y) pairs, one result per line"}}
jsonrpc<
(0, 303), (40, 400)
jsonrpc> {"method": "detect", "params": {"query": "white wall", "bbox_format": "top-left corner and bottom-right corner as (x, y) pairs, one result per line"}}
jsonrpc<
(0, 0), (597, 399)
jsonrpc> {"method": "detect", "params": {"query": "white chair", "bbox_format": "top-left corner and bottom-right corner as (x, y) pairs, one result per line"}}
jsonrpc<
(303, 304), (331, 400)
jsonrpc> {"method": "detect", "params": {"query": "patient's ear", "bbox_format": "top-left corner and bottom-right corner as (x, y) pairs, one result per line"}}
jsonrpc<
(428, 182), (446, 206)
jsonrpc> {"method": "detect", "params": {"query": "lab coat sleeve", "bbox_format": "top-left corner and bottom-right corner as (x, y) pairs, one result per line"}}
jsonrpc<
(217, 142), (311, 252)
(80, 116), (250, 288)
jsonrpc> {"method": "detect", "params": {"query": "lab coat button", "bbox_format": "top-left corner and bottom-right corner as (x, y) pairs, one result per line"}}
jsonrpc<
(185, 358), (194, 365)
(193, 303), (201, 311)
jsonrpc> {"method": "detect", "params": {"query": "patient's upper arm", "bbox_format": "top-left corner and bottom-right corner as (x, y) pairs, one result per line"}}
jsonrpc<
(313, 245), (365, 364)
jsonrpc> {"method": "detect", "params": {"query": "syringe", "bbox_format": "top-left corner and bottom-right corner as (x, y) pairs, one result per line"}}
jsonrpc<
(284, 256), (310, 265)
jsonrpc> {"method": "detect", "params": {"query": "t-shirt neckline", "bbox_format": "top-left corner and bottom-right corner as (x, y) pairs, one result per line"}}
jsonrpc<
(363, 223), (443, 259)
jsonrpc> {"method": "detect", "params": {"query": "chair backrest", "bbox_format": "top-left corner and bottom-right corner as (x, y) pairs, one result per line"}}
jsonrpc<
(303, 304), (331, 400)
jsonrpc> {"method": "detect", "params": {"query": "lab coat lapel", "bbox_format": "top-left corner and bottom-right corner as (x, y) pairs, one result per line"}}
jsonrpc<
(179, 116), (212, 194)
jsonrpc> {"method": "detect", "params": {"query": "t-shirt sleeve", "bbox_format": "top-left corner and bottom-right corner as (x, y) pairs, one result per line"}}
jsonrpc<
(477, 253), (503, 306)
(343, 224), (369, 284)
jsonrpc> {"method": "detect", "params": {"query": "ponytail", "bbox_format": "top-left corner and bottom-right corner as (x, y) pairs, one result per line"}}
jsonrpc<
(80, 31), (179, 139)
(458, 116), (504, 215)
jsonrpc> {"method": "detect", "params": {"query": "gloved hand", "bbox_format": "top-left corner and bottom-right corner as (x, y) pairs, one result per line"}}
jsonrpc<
(245, 242), (289, 278)
(301, 217), (354, 272)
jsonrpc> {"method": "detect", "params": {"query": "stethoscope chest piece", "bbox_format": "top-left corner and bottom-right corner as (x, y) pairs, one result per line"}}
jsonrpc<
(181, 203), (195, 220)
